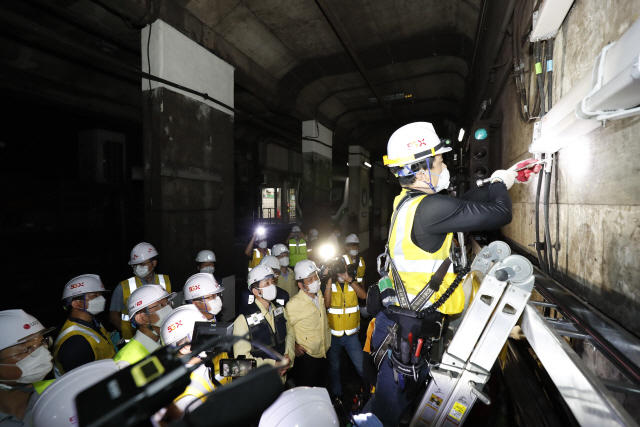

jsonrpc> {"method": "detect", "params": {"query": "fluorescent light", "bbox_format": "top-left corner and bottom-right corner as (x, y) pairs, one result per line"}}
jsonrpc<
(347, 162), (349, 166)
(364, 161), (371, 168)
(458, 129), (465, 142)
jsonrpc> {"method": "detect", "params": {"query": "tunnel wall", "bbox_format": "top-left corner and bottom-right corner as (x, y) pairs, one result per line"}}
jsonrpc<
(493, 0), (640, 336)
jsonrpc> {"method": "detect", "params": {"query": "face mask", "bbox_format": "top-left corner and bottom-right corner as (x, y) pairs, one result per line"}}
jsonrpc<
(206, 298), (222, 315)
(433, 167), (450, 193)
(260, 284), (277, 301)
(306, 280), (321, 294)
(86, 295), (106, 315)
(134, 264), (150, 278)
(293, 232), (299, 238)
(0, 347), (54, 384)
(279, 256), (290, 267)
(349, 250), (358, 257)
(200, 266), (215, 274)
(335, 232), (341, 237)
(258, 241), (267, 249)
(151, 305), (173, 327)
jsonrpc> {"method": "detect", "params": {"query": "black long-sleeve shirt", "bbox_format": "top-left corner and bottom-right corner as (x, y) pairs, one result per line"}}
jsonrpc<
(409, 182), (513, 253)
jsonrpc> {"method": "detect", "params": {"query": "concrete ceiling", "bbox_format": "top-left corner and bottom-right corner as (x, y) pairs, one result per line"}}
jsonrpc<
(1, 0), (484, 156)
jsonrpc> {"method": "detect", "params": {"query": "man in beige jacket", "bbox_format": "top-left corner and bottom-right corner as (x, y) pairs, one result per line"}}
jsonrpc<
(285, 260), (331, 388)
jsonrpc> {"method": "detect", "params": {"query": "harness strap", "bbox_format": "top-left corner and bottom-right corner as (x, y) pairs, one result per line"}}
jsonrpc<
(409, 258), (452, 311)
(372, 323), (398, 369)
(385, 193), (416, 309)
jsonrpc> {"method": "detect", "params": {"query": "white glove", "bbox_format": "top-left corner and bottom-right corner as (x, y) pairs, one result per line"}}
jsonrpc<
(490, 169), (517, 190)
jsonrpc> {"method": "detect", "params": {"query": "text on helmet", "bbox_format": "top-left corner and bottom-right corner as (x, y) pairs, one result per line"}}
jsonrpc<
(70, 282), (85, 289)
(136, 301), (143, 306)
(167, 320), (183, 332)
(407, 139), (427, 149)
(189, 285), (201, 292)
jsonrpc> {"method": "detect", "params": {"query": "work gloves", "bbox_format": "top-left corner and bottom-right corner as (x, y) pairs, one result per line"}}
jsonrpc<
(510, 158), (543, 183)
(490, 169), (517, 189)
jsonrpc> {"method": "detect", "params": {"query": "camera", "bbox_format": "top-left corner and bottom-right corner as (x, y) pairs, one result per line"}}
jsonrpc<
(319, 256), (348, 284)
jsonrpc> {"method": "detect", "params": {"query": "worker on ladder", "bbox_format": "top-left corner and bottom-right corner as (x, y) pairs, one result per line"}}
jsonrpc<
(364, 122), (515, 426)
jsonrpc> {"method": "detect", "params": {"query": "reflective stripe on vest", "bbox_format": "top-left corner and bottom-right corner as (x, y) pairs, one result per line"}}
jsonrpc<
(388, 190), (464, 315)
(327, 282), (360, 336)
(175, 369), (214, 404)
(55, 324), (102, 345)
(53, 320), (115, 376)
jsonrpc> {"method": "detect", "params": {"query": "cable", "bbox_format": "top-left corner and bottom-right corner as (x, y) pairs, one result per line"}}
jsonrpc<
(535, 41), (546, 118)
(535, 160), (547, 274)
(547, 38), (555, 111)
(543, 162), (554, 278)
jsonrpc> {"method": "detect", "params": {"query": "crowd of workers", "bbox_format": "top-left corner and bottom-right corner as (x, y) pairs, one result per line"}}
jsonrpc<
(1, 122), (526, 427)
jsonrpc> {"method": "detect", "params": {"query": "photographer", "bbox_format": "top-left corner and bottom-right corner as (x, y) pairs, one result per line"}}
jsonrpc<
(323, 256), (367, 401)
(245, 227), (271, 273)
(286, 260), (331, 388)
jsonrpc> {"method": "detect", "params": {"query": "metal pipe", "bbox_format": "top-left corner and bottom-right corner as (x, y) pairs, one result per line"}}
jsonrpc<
(313, 0), (395, 122)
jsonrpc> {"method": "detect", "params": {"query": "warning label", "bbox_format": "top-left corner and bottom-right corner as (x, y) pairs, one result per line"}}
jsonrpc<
(429, 394), (443, 408)
(449, 402), (467, 422)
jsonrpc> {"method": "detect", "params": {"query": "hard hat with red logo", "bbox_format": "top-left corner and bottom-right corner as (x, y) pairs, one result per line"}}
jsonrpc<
(61, 274), (109, 300)
(128, 242), (159, 265)
(195, 250), (216, 263)
(272, 244), (289, 257)
(247, 265), (276, 288)
(0, 310), (56, 352)
(383, 122), (451, 169)
(127, 285), (176, 323)
(160, 305), (207, 347)
(183, 273), (224, 301)
(32, 359), (119, 427)
(345, 234), (360, 245)
(259, 255), (281, 271)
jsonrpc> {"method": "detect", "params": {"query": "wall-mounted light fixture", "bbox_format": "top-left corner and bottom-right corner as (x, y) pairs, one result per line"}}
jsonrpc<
(458, 129), (465, 142)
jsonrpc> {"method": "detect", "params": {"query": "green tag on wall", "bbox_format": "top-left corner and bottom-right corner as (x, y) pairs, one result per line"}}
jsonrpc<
(535, 62), (542, 74)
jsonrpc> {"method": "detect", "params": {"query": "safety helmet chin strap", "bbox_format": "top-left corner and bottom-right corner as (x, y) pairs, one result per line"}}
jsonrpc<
(399, 157), (437, 194)
(77, 294), (100, 327)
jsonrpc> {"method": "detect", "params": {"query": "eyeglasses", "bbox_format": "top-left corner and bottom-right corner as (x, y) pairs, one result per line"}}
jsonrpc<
(0, 336), (52, 362)
(135, 260), (153, 268)
(147, 301), (170, 312)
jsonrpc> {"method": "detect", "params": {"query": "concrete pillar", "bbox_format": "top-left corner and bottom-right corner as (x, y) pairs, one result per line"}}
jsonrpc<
(371, 160), (391, 242)
(300, 120), (332, 230)
(348, 146), (371, 251)
(141, 20), (236, 318)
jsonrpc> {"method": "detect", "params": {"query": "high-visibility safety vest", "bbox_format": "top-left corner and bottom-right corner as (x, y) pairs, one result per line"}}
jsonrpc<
(389, 190), (464, 315)
(34, 379), (55, 394)
(343, 254), (366, 284)
(288, 238), (308, 267)
(53, 319), (116, 376)
(120, 274), (171, 340)
(327, 282), (360, 336)
(248, 248), (271, 273)
(113, 338), (151, 366)
(174, 361), (230, 406)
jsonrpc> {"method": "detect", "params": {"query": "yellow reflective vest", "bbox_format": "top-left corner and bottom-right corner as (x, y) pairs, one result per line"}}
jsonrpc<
(248, 248), (271, 273)
(388, 189), (465, 315)
(288, 238), (308, 267)
(53, 319), (116, 376)
(113, 337), (151, 366)
(120, 274), (171, 340)
(327, 281), (360, 336)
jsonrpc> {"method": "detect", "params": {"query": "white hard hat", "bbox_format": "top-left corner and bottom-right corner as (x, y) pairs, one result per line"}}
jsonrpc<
(259, 255), (281, 271)
(383, 122), (451, 168)
(127, 285), (176, 322)
(183, 273), (224, 301)
(345, 234), (360, 245)
(272, 244), (289, 257)
(247, 265), (275, 288)
(0, 310), (56, 352)
(291, 225), (301, 233)
(128, 242), (159, 265)
(259, 387), (339, 427)
(61, 274), (108, 300)
(195, 250), (216, 263)
(294, 260), (319, 281)
(160, 305), (207, 347)
(32, 359), (119, 427)
(309, 229), (318, 238)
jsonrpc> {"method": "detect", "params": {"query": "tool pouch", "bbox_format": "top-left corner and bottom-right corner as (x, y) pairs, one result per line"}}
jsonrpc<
(366, 280), (384, 318)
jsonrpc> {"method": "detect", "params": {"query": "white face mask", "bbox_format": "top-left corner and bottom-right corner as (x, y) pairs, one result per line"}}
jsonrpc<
(0, 346), (54, 384)
(433, 167), (450, 193)
(335, 232), (341, 237)
(349, 249), (358, 257)
(86, 295), (106, 315)
(279, 256), (290, 267)
(260, 284), (277, 301)
(151, 305), (173, 327)
(206, 297), (222, 315)
(134, 264), (150, 278)
(258, 241), (267, 249)
(200, 266), (215, 274)
(306, 280), (321, 294)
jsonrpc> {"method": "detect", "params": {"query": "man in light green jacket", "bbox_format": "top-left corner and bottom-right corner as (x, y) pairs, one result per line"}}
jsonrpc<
(285, 260), (331, 388)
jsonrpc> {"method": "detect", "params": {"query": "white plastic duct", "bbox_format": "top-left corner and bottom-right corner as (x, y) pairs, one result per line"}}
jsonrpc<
(530, 0), (575, 42)
(530, 16), (640, 154)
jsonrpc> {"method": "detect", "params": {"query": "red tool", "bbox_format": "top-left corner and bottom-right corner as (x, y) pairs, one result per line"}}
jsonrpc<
(415, 338), (424, 357)
(408, 332), (413, 348)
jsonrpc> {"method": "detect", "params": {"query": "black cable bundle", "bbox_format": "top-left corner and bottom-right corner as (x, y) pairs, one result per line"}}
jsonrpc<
(421, 267), (471, 316)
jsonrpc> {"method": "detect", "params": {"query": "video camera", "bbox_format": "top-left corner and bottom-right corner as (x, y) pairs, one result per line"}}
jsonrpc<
(319, 256), (348, 284)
